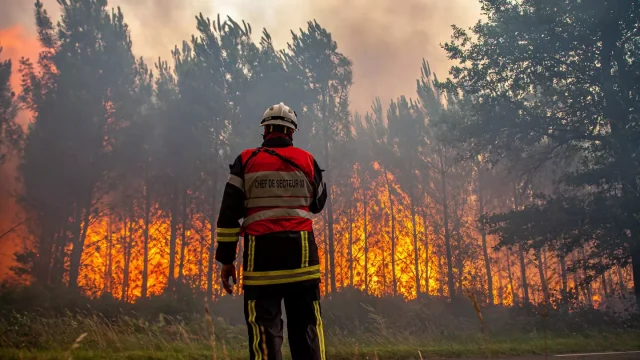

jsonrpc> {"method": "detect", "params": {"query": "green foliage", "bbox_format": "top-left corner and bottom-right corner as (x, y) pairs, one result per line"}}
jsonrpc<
(0, 46), (21, 163)
(443, 0), (640, 306)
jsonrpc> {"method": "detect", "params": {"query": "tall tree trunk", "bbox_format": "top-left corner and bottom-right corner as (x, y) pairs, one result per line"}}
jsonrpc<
(601, 272), (609, 299)
(105, 218), (113, 294)
(51, 224), (67, 286)
(168, 187), (179, 291)
(478, 169), (493, 304)
(422, 212), (430, 296)
(617, 266), (625, 295)
(198, 217), (206, 290)
(513, 182), (529, 304)
(69, 196), (92, 291)
(178, 188), (188, 284)
(518, 247), (529, 304)
(363, 185), (369, 294)
(326, 189), (336, 294)
(50, 236), (60, 285)
(579, 248), (593, 306)
(559, 252), (569, 308)
(68, 206), (83, 290)
(382, 168), (397, 296)
(543, 248), (549, 283)
(321, 89), (336, 295)
(438, 254), (445, 296)
(410, 193), (420, 298)
(381, 245), (387, 294)
(506, 249), (517, 304)
(571, 253), (581, 303)
(537, 250), (550, 303)
(141, 172), (151, 299)
(440, 149), (455, 300)
(122, 217), (130, 302)
(497, 263), (504, 305)
(606, 272), (615, 298)
(207, 170), (219, 305)
(348, 200), (354, 287)
(454, 197), (464, 295)
(35, 225), (55, 285)
(322, 211), (329, 296)
(630, 248), (640, 309)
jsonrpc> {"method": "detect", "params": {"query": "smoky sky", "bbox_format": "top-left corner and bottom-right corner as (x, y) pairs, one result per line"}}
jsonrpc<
(1, 0), (481, 113)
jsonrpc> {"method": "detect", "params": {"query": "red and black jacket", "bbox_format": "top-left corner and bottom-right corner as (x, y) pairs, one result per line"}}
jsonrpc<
(215, 136), (327, 286)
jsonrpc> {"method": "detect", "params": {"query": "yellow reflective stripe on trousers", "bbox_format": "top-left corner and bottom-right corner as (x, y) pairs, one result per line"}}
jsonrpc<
(301, 231), (309, 267)
(247, 235), (256, 272)
(243, 264), (321, 286)
(242, 208), (312, 227)
(314, 301), (326, 360)
(247, 300), (262, 360)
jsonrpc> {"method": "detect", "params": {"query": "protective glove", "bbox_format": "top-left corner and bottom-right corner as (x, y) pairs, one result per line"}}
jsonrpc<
(220, 264), (237, 295)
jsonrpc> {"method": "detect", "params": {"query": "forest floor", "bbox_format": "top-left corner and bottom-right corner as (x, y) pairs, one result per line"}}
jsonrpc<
(2, 334), (639, 360)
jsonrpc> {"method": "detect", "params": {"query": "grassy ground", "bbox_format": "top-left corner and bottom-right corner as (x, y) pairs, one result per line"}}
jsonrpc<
(2, 289), (639, 359)
(1, 331), (639, 359)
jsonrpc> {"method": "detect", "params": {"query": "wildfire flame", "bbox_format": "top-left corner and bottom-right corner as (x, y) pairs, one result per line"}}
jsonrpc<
(0, 22), (632, 307)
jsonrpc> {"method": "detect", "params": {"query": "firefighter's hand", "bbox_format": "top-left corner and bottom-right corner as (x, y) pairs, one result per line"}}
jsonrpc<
(221, 264), (236, 295)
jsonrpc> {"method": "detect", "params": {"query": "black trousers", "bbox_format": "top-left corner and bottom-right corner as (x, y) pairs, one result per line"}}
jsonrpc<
(243, 280), (325, 360)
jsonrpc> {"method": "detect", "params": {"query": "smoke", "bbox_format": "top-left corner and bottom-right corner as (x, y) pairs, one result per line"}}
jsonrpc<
(0, 0), (33, 29)
(305, 0), (481, 112)
(1, 0), (480, 112)
(110, 0), (482, 112)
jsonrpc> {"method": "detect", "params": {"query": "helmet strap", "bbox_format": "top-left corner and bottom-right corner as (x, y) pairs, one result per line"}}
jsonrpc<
(263, 125), (293, 141)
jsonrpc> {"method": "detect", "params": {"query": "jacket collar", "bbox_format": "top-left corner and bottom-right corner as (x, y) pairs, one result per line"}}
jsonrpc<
(262, 136), (293, 148)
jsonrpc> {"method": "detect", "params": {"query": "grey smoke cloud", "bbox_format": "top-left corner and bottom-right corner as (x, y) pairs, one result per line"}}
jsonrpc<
(0, 0), (33, 29)
(306, 0), (481, 112)
(1, 0), (480, 113)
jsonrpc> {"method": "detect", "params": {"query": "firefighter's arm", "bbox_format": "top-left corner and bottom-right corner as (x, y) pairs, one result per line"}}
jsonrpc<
(215, 155), (245, 265)
(309, 158), (327, 214)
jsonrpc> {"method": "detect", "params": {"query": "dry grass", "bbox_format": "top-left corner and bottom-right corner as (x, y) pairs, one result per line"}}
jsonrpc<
(204, 300), (217, 360)
(1, 289), (639, 359)
(2, 334), (640, 360)
(1, 314), (638, 360)
(65, 332), (87, 360)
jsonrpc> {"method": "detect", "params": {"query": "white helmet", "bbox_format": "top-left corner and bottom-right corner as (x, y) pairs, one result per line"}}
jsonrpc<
(260, 102), (298, 131)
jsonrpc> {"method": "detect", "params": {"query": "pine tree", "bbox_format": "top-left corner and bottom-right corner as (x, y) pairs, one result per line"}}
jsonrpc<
(0, 46), (21, 164)
(19, 0), (141, 289)
(287, 20), (353, 294)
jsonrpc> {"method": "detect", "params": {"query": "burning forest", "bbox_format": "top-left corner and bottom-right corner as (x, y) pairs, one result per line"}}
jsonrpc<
(0, 0), (637, 307)
(0, 1), (640, 358)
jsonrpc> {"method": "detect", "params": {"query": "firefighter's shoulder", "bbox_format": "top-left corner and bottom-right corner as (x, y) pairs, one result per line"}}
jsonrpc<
(291, 146), (317, 162)
(230, 148), (258, 168)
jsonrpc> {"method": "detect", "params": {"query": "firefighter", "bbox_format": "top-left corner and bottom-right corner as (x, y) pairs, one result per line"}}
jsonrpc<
(214, 102), (328, 360)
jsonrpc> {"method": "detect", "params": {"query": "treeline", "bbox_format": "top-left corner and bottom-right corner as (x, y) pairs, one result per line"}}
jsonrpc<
(0, 0), (638, 310)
